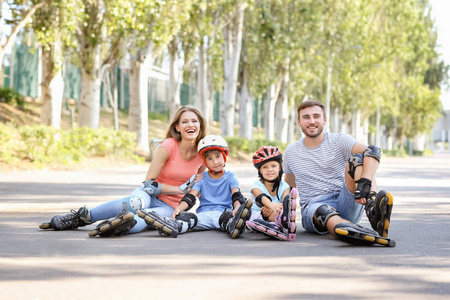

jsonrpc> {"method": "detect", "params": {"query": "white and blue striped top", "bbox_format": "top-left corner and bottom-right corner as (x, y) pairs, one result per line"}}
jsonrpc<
(282, 132), (357, 208)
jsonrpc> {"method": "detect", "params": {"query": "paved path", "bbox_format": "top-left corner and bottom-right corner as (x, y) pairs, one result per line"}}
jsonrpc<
(1, 153), (450, 299)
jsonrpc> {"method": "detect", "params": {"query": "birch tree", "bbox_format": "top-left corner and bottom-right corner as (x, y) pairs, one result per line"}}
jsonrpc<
(221, 0), (245, 137)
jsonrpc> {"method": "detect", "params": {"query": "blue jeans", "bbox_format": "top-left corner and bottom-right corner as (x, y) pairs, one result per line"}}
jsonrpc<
(89, 187), (174, 234)
(301, 186), (364, 234)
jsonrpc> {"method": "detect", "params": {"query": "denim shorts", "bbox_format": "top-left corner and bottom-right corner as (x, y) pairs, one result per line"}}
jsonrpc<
(301, 186), (364, 234)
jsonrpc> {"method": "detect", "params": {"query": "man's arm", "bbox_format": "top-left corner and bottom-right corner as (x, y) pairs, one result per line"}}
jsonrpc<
(284, 173), (296, 188)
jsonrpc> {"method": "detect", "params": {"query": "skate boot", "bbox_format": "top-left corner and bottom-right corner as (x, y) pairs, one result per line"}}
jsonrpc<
(246, 219), (288, 241)
(334, 222), (396, 247)
(88, 210), (136, 237)
(365, 190), (394, 237)
(219, 198), (253, 239)
(39, 206), (92, 231)
(136, 210), (197, 238)
(275, 188), (298, 241)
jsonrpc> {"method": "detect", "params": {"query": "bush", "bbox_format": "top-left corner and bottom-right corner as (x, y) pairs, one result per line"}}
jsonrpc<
(0, 124), (142, 167)
(0, 87), (24, 107)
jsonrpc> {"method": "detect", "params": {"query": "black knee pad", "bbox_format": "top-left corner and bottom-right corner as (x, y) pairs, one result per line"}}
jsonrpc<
(314, 204), (340, 229)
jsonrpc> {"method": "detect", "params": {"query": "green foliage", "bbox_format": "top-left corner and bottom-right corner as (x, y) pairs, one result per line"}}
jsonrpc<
(0, 124), (142, 166)
(0, 87), (24, 107)
(224, 137), (287, 156)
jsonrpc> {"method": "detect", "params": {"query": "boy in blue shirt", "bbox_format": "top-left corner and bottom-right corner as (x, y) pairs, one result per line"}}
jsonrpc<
(137, 134), (252, 239)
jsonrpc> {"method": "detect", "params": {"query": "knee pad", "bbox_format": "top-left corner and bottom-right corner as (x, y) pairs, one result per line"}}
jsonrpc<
(348, 153), (364, 179)
(141, 179), (162, 196)
(364, 145), (381, 162)
(122, 196), (143, 213)
(314, 204), (340, 228)
(180, 194), (196, 211)
(255, 193), (271, 208)
(232, 191), (245, 206)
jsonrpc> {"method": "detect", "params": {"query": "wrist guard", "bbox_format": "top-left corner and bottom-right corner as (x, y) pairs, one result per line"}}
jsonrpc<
(354, 178), (372, 200)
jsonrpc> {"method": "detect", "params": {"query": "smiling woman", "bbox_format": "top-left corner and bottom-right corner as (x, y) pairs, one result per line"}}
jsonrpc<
(39, 105), (208, 238)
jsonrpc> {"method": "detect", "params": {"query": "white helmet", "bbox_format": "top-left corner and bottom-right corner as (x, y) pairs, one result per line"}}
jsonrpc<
(197, 135), (228, 162)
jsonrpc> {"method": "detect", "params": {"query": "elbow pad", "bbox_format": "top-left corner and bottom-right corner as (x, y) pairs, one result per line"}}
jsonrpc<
(363, 145), (381, 162)
(255, 193), (271, 208)
(180, 193), (197, 211)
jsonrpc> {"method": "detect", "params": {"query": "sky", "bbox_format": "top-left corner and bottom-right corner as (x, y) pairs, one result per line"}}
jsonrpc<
(430, 0), (450, 110)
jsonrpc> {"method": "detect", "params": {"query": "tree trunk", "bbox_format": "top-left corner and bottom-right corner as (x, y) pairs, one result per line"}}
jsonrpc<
(40, 42), (64, 128)
(238, 45), (252, 140)
(275, 69), (289, 143)
(79, 43), (102, 128)
(129, 44), (152, 154)
(197, 39), (211, 125)
(221, 4), (245, 137)
(168, 37), (182, 121)
(287, 102), (296, 143)
(264, 78), (283, 141)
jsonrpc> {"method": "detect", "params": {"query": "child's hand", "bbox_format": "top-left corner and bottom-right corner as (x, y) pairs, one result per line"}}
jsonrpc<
(261, 206), (272, 218)
(232, 204), (240, 216)
(172, 207), (182, 219)
(268, 203), (283, 215)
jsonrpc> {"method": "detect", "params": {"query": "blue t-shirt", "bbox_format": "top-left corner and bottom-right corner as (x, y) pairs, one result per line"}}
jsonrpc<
(192, 170), (240, 213)
(250, 180), (290, 212)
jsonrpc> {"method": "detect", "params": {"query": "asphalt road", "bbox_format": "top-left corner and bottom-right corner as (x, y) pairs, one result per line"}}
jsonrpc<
(1, 153), (450, 299)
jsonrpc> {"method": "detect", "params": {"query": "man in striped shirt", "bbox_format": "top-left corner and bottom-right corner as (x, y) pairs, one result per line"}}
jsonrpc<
(283, 99), (395, 247)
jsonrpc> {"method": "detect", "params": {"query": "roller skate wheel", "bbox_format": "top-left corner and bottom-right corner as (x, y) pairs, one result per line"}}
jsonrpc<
(145, 216), (155, 223)
(246, 220), (255, 227)
(290, 223), (296, 233)
(376, 238), (389, 245)
(363, 235), (375, 242)
(39, 223), (51, 229)
(111, 218), (122, 226)
(162, 226), (172, 234)
(384, 219), (390, 230)
(100, 223), (111, 232)
(386, 192), (394, 205)
(255, 225), (266, 232)
(267, 229), (277, 235)
(279, 235), (288, 241)
(335, 228), (349, 236)
(123, 212), (134, 220)
(241, 208), (249, 219)
(136, 210), (144, 217)
(236, 219), (244, 228)
(153, 221), (163, 229)
(88, 230), (99, 237)
(290, 188), (297, 199)
(291, 211), (296, 221)
(231, 229), (239, 239)
(291, 201), (297, 210)
(382, 230), (388, 238)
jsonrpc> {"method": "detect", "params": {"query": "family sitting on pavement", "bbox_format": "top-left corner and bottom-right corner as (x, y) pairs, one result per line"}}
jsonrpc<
(40, 101), (395, 247)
